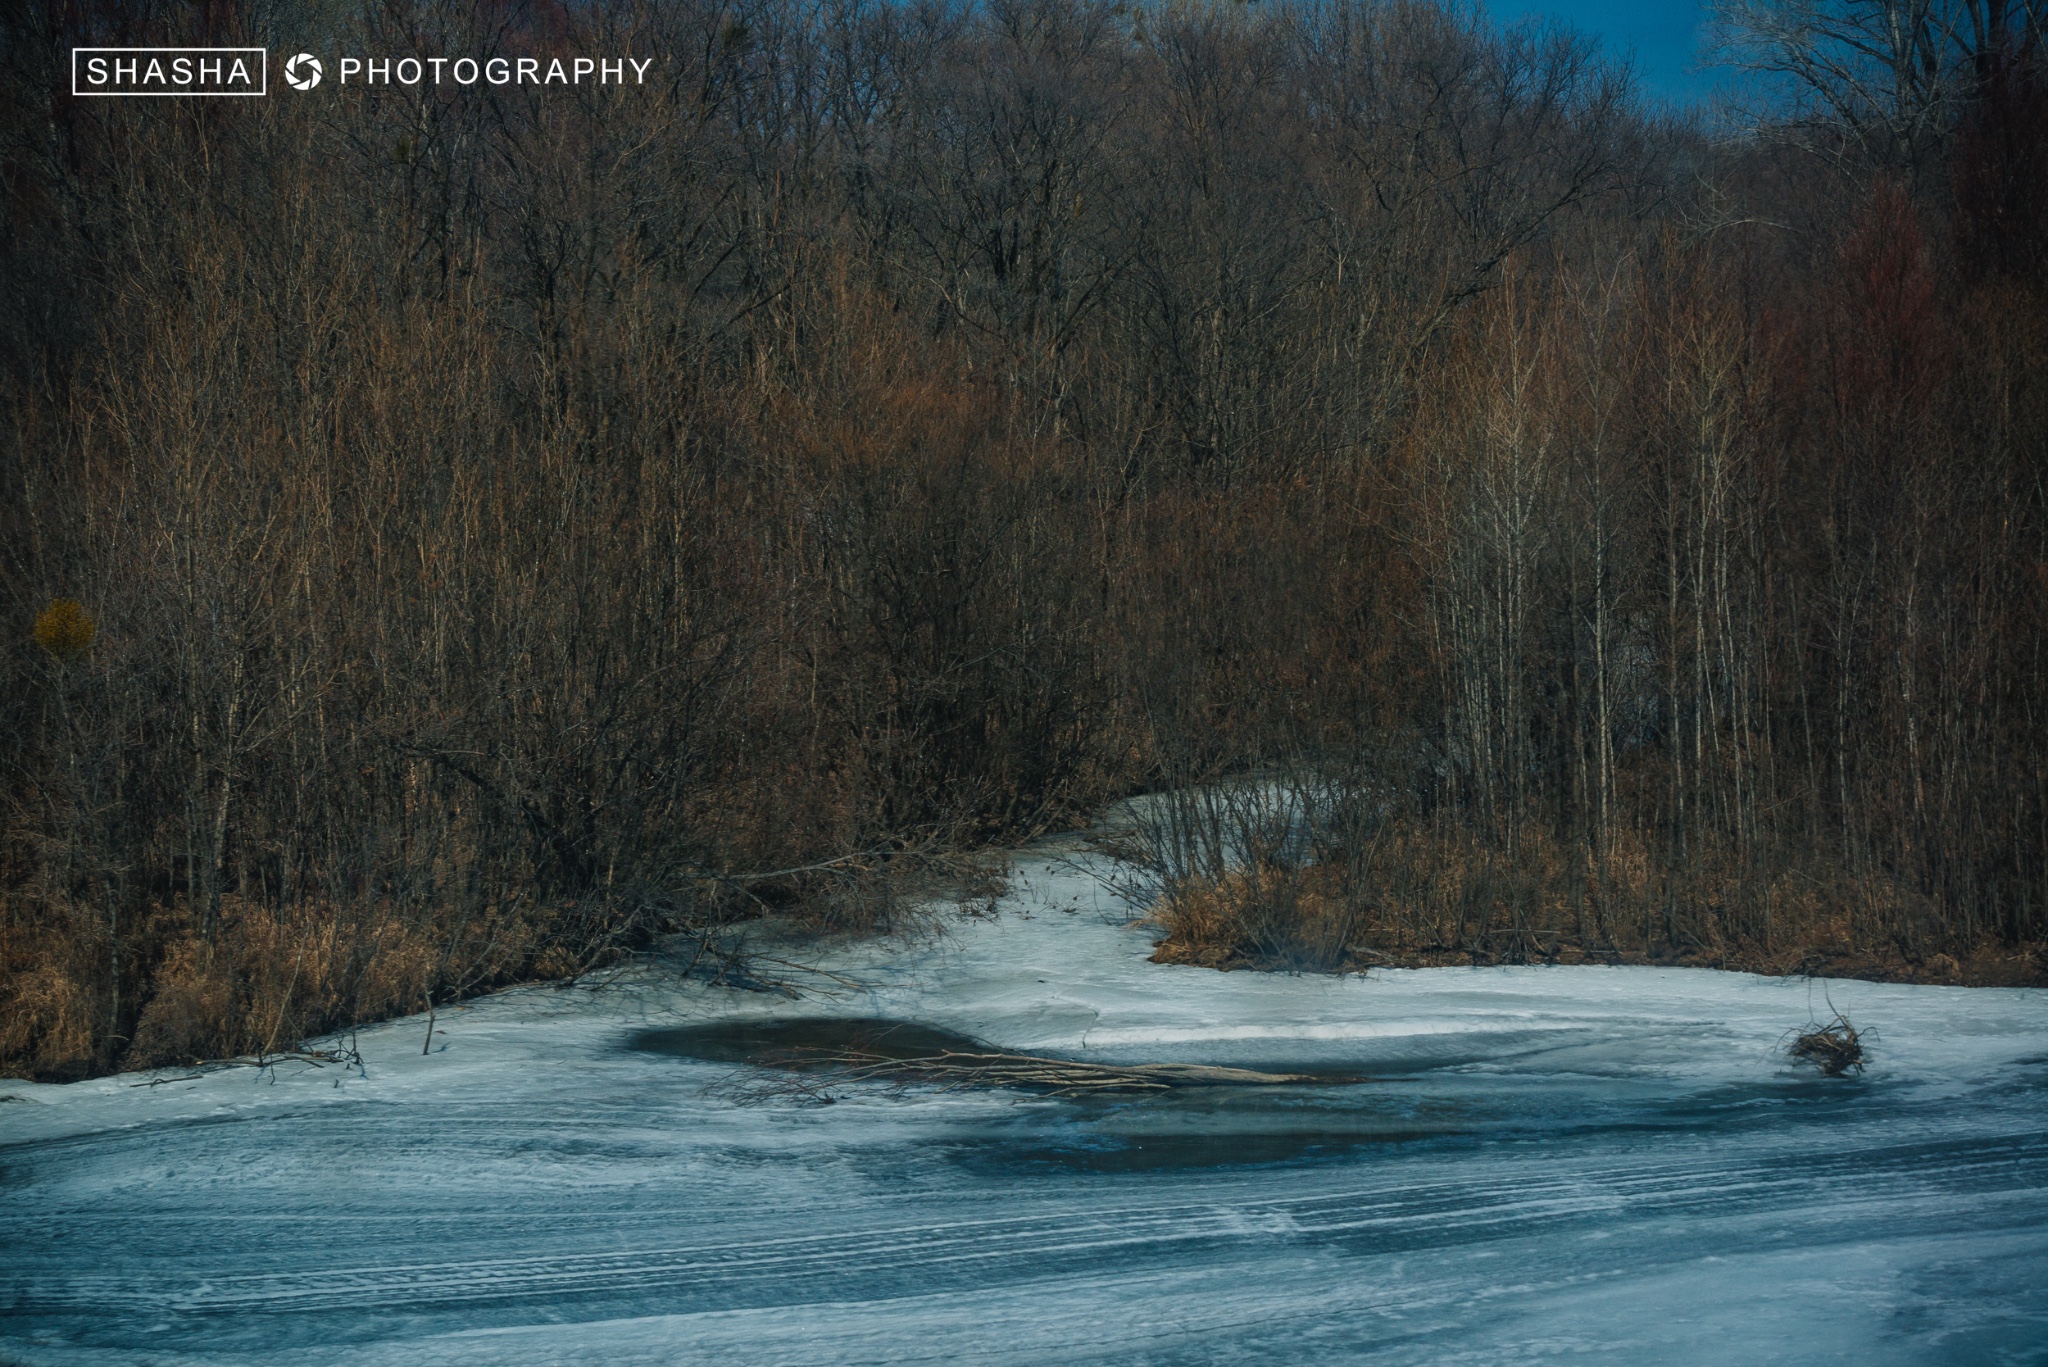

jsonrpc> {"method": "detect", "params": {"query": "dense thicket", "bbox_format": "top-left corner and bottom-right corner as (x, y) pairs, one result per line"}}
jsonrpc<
(4, 0), (2045, 1077)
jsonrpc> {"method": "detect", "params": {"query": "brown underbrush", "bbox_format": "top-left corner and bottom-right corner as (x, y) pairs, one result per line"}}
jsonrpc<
(0, 895), (576, 1079)
(1149, 864), (1364, 972)
(1147, 823), (2048, 988)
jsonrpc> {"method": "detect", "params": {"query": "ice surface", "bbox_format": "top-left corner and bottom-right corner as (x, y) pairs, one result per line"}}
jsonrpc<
(3, 847), (2046, 1364)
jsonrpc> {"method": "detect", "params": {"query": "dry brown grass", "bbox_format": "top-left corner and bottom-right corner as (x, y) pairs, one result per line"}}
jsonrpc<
(1145, 822), (2048, 986)
(0, 963), (100, 1071)
(1149, 863), (1364, 972)
(0, 894), (561, 1079)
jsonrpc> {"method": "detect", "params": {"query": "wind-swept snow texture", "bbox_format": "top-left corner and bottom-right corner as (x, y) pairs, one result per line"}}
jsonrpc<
(4, 849), (2046, 1365)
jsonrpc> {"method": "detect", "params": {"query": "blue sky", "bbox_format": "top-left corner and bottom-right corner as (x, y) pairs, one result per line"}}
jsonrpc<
(1491, 1), (1731, 107)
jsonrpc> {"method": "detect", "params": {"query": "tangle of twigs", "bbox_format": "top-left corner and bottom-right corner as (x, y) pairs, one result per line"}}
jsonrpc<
(1787, 1013), (1865, 1076)
(709, 1046), (1336, 1104)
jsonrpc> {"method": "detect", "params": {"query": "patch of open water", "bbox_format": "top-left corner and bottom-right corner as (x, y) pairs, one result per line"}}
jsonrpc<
(634, 1015), (989, 1066)
(630, 1015), (1904, 1174)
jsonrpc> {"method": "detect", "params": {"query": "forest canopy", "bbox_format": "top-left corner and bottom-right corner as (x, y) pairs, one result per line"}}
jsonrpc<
(3, 0), (2046, 1078)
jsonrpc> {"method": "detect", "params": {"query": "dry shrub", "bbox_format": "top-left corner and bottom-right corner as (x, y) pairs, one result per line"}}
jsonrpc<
(0, 965), (100, 1072)
(755, 849), (1013, 940)
(1357, 822), (1564, 959)
(0, 908), (105, 1079)
(1151, 863), (1363, 972)
(118, 901), (544, 1073)
(1788, 1014), (1865, 1076)
(1146, 809), (2040, 981)
(126, 936), (236, 1067)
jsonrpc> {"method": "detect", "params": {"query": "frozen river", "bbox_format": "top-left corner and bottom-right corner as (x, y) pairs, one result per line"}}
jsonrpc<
(4, 852), (2046, 1364)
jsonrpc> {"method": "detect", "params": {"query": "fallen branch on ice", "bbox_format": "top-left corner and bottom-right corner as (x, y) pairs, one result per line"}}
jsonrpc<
(129, 1043), (365, 1086)
(714, 1046), (1333, 1103)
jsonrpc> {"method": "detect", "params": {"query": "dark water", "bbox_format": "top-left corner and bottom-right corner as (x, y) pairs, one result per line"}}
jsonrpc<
(636, 1016), (1474, 1171)
(633, 1016), (991, 1066)
(630, 1016), (1967, 1178)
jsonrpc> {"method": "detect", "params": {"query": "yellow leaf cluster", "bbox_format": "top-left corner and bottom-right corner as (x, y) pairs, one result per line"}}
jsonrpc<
(31, 599), (95, 660)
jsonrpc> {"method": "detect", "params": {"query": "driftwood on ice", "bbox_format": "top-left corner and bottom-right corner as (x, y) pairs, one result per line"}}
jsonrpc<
(717, 1045), (1341, 1101)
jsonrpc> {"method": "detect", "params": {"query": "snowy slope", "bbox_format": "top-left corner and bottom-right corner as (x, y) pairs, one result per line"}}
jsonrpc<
(3, 847), (2046, 1365)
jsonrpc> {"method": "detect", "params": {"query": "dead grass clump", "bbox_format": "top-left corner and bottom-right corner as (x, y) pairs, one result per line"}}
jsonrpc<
(127, 899), (543, 1069)
(1788, 1014), (1865, 1076)
(126, 937), (236, 1067)
(0, 897), (117, 1079)
(1147, 814), (2048, 985)
(0, 960), (103, 1079)
(1148, 872), (1251, 969)
(1149, 863), (1362, 972)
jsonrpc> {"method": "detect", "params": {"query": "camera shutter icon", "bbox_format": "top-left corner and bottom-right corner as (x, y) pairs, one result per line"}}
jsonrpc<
(285, 54), (322, 90)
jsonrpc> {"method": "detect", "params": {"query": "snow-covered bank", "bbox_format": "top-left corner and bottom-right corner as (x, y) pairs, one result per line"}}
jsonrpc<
(4, 848), (2046, 1364)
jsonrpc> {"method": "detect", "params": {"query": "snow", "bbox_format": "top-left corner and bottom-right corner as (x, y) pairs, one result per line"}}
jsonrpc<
(3, 844), (2046, 1365)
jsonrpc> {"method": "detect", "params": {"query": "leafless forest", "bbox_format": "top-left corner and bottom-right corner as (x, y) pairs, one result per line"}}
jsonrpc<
(2, 0), (2044, 1078)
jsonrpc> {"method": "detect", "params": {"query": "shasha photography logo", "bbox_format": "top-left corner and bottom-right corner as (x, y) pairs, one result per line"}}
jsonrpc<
(284, 53), (322, 91)
(72, 47), (654, 97)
